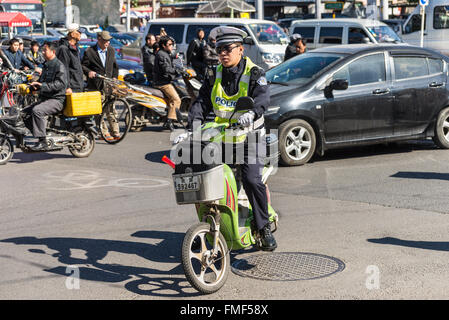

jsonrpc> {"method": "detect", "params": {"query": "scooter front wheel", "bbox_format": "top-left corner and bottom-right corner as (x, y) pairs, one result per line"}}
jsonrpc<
(181, 222), (230, 294)
(0, 135), (13, 165)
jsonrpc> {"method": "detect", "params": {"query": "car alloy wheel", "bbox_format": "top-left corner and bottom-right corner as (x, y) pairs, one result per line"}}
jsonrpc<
(279, 119), (316, 166)
(433, 106), (449, 149)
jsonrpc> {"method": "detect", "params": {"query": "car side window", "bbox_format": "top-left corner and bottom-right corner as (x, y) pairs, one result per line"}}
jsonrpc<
(149, 24), (184, 44)
(319, 27), (343, 44)
(403, 14), (426, 34)
(394, 56), (429, 79)
(348, 27), (370, 44)
(186, 25), (220, 44)
(333, 53), (386, 86)
(434, 6), (449, 29)
(292, 26), (315, 43)
(428, 58), (444, 74)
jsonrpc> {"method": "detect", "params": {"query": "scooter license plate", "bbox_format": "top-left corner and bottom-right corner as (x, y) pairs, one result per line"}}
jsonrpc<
(175, 175), (200, 192)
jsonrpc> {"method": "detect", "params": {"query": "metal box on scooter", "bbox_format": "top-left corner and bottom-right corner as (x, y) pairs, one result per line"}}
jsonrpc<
(172, 165), (224, 205)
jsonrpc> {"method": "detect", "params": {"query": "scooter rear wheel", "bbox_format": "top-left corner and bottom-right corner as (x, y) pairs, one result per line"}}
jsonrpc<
(181, 222), (230, 294)
(0, 135), (13, 165)
(68, 130), (95, 158)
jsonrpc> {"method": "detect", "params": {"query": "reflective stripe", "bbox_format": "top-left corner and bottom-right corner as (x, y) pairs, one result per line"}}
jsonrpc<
(214, 109), (240, 120)
(240, 74), (250, 84)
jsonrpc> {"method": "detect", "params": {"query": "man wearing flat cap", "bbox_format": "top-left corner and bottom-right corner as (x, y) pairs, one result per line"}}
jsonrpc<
(57, 23), (84, 94)
(184, 26), (277, 251)
(82, 30), (119, 139)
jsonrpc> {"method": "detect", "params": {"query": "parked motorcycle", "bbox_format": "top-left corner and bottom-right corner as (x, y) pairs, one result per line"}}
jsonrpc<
(0, 85), (98, 165)
(162, 97), (279, 294)
(126, 59), (201, 132)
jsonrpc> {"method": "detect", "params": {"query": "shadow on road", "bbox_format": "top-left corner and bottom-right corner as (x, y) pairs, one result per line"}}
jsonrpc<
(145, 150), (172, 165)
(310, 139), (437, 164)
(0, 230), (202, 297)
(9, 152), (74, 164)
(390, 171), (449, 181)
(367, 237), (449, 252)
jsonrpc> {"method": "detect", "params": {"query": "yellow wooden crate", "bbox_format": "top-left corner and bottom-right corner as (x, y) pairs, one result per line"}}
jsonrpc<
(64, 91), (102, 117)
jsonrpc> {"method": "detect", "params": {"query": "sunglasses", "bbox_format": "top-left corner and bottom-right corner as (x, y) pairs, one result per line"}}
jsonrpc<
(217, 44), (240, 54)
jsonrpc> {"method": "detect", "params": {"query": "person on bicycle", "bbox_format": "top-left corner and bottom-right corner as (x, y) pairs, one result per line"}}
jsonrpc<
(23, 41), (68, 151)
(184, 26), (277, 251)
(81, 31), (119, 139)
(56, 23), (84, 94)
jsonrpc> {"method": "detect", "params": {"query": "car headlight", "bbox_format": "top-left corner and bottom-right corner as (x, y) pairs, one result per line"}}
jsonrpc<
(261, 53), (284, 65)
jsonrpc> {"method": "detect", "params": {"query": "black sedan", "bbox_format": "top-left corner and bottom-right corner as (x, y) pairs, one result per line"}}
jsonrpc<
(265, 44), (449, 166)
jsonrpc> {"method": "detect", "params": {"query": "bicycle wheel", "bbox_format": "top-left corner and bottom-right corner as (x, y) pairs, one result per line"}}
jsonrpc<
(99, 98), (132, 144)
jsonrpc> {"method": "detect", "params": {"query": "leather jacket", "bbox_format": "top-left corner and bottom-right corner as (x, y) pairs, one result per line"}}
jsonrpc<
(153, 49), (178, 86)
(38, 57), (68, 103)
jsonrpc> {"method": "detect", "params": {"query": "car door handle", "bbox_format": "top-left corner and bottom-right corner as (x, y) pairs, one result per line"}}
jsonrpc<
(372, 88), (390, 95)
(429, 82), (444, 88)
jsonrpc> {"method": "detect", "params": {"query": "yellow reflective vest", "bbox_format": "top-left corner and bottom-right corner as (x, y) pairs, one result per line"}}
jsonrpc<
(211, 56), (258, 124)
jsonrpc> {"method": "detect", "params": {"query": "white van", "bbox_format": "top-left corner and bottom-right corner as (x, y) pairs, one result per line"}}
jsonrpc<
(289, 18), (402, 50)
(401, 0), (449, 56)
(143, 18), (289, 70)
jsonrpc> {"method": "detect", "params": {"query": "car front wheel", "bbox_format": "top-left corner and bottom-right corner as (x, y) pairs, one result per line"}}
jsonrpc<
(433, 106), (449, 149)
(279, 119), (316, 166)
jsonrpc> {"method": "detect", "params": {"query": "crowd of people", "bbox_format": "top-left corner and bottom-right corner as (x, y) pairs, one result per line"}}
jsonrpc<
(139, 27), (220, 131)
(2, 23), (279, 250)
(1, 23), (121, 148)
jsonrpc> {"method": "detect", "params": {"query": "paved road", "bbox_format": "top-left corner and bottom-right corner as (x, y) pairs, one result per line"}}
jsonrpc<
(2, 128), (449, 300)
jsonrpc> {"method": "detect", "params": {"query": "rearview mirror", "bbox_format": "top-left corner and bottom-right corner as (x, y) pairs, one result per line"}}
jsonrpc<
(243, 37), (254, 45)
(228, 96), (255, 121)
(330, 79), (348, 91)
(324, 79), (348, 98)
(362, 37), (371, 43)
(235, 96), (254, 112)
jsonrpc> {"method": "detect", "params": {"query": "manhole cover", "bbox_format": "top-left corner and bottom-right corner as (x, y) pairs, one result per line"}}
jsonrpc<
(231, 252), (345, 281)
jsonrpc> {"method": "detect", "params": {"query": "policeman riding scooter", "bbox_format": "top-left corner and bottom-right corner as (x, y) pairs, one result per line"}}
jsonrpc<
(182, 26), (277, 251)
(166, 26), (278, 293)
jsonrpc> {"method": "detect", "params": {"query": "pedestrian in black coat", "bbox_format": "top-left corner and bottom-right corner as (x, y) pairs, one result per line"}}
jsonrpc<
(81, 31), (118, 92)
(141, 33), (157, 84)
(57, 23), (84, 93)
(81, 31), (119, 138)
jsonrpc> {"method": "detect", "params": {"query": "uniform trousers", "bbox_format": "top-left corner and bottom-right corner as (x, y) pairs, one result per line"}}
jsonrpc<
(235, 131), (269, 231)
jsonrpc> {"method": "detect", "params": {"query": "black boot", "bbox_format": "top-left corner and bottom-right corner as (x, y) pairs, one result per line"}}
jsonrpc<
(258, 223), (277, 251)
(31, 137), (49, 151)
(163, 119), (175, 132)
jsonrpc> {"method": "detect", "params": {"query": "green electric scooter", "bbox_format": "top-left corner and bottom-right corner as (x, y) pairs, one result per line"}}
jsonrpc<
(163, 97), (279, 294)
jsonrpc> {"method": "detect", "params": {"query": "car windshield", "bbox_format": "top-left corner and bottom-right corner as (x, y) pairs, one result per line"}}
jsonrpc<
(248, 23), (289, 45)
(266, 52), (344, 85)
(367, 25), (402, 43)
